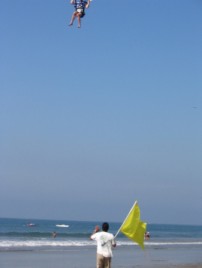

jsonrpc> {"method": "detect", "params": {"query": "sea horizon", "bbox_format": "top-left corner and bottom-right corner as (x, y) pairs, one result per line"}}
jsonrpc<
(1, 216), (202, 227)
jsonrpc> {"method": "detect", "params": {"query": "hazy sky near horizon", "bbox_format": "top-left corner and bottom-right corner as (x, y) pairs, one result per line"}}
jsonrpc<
(1, 0), (202, 225)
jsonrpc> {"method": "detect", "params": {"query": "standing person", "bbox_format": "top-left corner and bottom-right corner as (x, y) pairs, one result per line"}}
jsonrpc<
(90, 222), (116, 268)
(69, 0), (90, 28)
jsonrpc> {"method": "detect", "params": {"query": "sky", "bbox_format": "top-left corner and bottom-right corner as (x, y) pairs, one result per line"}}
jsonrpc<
(1, 0), (202, 225)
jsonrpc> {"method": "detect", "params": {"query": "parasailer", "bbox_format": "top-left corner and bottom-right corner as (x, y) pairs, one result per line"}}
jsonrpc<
(69, 0), (91, 28)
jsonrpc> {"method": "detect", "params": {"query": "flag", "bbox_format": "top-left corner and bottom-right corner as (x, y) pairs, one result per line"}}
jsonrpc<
(120, 201), (147, 249)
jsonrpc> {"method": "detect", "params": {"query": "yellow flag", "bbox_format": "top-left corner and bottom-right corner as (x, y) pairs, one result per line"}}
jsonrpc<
(120, 202), (147, 249)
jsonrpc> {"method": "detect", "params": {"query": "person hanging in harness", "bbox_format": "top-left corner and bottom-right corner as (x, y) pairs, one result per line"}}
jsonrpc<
(69, 0), (90, 28)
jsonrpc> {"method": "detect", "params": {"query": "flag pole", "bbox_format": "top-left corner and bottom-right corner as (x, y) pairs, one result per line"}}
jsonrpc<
(114, 200), (137, 238)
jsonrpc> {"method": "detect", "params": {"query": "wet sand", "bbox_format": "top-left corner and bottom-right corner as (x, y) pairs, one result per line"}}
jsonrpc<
(0, 246), (201, 268)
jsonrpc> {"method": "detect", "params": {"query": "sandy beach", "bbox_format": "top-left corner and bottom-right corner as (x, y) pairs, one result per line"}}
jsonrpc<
(155, 266), (202, 268)
(0, 245), (202, 268)
(173, 266), (202, 268)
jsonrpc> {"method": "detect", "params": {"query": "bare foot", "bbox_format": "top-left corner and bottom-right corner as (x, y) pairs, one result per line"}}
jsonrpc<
(69, 23), (73, 26)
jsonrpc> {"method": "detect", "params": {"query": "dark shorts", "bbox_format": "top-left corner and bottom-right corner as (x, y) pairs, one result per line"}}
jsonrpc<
(76, 8), (85, 18)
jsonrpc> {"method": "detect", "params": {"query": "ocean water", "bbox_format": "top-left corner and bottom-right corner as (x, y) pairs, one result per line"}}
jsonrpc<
(0, 218), (202, 268)
(0, 218), (202, 249)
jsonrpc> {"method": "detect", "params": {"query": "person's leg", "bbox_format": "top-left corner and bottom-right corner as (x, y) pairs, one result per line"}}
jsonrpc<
(69, 12), (77, 26)
(77, 13), (81, 28)
(103, 257), (111, 268)
(97, 254), (104, 268)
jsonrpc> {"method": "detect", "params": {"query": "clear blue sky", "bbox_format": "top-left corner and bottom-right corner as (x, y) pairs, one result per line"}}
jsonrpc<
(1, 0), (202, 225)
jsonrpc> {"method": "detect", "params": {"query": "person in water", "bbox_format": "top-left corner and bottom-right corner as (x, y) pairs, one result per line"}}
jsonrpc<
(69, 0), (90, 28)
(52, 232), (57, 238)
(144, 231), (150, 240)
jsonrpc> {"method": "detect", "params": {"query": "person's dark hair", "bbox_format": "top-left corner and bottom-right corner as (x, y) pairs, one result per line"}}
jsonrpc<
(102, 222), (109, 232)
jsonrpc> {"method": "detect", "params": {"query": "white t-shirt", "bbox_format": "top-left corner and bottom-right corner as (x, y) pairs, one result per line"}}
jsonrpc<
(91, 231), (116, 257)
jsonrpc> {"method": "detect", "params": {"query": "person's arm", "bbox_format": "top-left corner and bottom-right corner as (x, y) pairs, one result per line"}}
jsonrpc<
(90, 225), (100, 240)
(86, 0), (90, 8)
(112, 239), (116, 248)
(111, 235), (116, 248)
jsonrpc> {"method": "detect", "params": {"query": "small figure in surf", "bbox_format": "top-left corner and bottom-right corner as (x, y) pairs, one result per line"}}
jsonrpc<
(52, 232), (57, 238)
(144, 231), (150, 240)
(69, 0), (90, 28)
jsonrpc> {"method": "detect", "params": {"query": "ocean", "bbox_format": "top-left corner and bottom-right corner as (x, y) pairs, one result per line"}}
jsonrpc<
(0, 218), (202, 268)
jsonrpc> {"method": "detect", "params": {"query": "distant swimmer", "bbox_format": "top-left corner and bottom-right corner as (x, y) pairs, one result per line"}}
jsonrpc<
(52, 232), (57, 238)
(144, 231), (150, 240)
